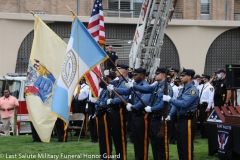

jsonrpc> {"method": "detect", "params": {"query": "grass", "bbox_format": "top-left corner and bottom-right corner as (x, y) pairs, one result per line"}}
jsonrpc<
(0, 133), (219, 160)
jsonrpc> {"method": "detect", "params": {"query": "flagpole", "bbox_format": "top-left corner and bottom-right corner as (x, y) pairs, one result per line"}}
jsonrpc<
(108, 59), (147, 107)
(92, 70), (127, 105)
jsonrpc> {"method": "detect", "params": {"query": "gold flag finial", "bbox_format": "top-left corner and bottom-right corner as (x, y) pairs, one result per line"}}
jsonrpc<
(66, 5), (76, 17)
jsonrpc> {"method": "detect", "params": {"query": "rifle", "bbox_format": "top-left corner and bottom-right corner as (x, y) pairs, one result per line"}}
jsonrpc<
(157, 67), (169, 159)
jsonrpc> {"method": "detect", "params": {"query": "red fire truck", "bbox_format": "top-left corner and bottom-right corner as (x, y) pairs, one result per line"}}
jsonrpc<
(0, 73), (31, 133)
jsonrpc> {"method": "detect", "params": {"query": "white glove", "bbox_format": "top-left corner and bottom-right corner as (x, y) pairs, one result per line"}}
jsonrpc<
(107, 84), (114, 91)
(145, 106), (152, 113)
(165, 115), (171, 121)
(163, 95), (171, 102)
(151, 81), (158, 86)
(126, 103), (132, 111)
(88, 115), (91, 122)
(104, 70), (109, 76)
(125, 82), (133, 88)
(90, 97), (97, 103)
(107, 99), (112, 105)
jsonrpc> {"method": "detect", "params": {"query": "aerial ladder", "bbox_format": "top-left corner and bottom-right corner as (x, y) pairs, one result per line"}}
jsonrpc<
(129, 0), (178, 80)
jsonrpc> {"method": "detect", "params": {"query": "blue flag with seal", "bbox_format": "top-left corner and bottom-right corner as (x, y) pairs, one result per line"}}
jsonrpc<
(51, 16), (108, 127)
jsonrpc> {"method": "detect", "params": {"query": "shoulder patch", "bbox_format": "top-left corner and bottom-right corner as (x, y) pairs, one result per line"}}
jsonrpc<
(190, 89), (196, 96)
(210, 88), (214, 92)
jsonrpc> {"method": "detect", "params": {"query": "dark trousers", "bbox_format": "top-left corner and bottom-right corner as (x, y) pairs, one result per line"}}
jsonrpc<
(98, 111), (112, 160)
(214, 97), (224, 108)
(55, 118), (66, 142)
(176, 116), (197, 160)
(88, 102), (98, 141)
(149, 116), (166, 160)
(132, 113), (149, 160)
(169, 114), (177, 143)
(30, 122), (41, 142)
(199, 105), (208, 137)
(127, 111), (134, 143)
(71, 100), (86, 136)
(110, 107), (127, 160)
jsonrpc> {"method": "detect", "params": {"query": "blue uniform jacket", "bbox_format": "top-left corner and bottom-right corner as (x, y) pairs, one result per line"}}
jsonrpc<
(169, 82), (199, 116)
(95, 88), (109, 109)
(109, 77), (129, 104)
(133, 81), (173, 111)
(114, 79), (151, 110)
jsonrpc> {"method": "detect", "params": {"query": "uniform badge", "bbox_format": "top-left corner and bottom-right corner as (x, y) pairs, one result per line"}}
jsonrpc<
(168, 88), (171, 94)
(190, 89), (196, 96)
(221, 84), (223, 87)
(210, 88), (214, 92)
(100, 102), (102, 106)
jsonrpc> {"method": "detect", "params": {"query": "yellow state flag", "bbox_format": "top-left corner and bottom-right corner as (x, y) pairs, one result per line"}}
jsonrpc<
(25, 15), (67, 142)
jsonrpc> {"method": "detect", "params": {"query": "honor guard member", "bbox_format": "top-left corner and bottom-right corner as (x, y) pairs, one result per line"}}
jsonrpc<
(127, 67), (134, 144)
(87, 90), (98, 143)
(163, 68), (199, 160)
(210, 69), (231, 108)
(169, 77), (182, 144)
(95, 74), (115, 160)
(197, 74), (214, 138)
(125, 67), (173, 160)
(108, 67), (151, 160)
(193, 74), (201, 88)
(107, 64), (129, 160)
(72, 77), (89, 137)
(55, 118), (67, 142)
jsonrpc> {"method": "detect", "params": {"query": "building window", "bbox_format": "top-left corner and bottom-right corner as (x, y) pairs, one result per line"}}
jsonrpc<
(108, 0), (143, 18)
(201, 0), (210, 19)
(201, 0), (210, 14)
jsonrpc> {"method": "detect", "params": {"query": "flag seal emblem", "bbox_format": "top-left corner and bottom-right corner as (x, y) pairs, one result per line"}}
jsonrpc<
(61, 50), (77, 88)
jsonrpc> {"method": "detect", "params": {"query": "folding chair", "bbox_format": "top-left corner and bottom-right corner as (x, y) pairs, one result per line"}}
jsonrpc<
(67, 113), (85, 141)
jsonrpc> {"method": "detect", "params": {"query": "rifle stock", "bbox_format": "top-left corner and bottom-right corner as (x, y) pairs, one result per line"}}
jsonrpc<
(158, 71), (169, 137)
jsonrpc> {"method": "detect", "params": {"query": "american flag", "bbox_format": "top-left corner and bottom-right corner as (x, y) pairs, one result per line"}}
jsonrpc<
(87, 0), (106, 46)
(85, 0), (106, 98)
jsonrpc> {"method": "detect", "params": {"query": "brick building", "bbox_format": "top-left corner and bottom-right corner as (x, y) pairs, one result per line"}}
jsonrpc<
(0, 0), (240, 76)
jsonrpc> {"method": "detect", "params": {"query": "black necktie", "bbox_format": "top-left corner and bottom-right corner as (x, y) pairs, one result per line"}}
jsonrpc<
(179, 87), (185, 98)
(151, 85), (160, 106)
(199, 84), (205, 99)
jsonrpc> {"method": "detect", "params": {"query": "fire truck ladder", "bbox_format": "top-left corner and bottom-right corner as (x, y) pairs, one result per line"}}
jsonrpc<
(135, 0), (177, 79)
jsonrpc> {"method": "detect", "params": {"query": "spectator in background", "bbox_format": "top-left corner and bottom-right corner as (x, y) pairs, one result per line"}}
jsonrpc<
(197, 74), (214, 138)
(193, 74), (201, 88)
(106, 45), (118, 70)
(0, 89), (19, 136)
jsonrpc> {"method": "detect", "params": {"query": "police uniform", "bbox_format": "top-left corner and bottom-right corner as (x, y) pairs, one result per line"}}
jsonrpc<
(212, 69), (227, 108)
(107, 64), (129, 160)
(133, 68), (173, 160)
(87, 90), (98, 142)
(166, 68), (199, 160)
(71, 81), (89, 136)
(95, 86), (112, 160)
(197, 74), (214, 138)
(114, 67), (151, 160)
(106, 51), (118, 70)
(55, 118), (67, 142)
(169, 78), (182, 144)
(126, 67), (134, 143)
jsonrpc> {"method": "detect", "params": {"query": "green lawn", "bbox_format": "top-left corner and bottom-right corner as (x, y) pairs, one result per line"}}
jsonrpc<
(0, 134), (219, 160)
